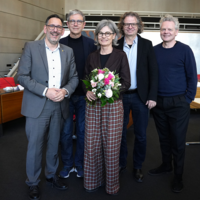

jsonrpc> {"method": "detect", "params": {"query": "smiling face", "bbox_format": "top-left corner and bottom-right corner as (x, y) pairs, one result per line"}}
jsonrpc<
(160, 21), (178, 44)
(44, 17), (64, 46)
(67, 14), (85, 38)
(98, 26), (116, 48)
(123, 16), (138, 37)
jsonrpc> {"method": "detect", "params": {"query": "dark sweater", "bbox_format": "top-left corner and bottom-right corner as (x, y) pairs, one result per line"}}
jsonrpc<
(66, 35), (85, 95)
(154, 41), (197, 103)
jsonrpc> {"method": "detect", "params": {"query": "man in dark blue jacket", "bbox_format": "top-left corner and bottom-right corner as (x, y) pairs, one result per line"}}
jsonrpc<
(149, 14), (197, 193)
(59, 9), (96, 178)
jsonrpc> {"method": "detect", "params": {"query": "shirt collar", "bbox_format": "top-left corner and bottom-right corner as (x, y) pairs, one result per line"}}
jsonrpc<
(45, 40), (60, 52)
(123, 35), (138, 48)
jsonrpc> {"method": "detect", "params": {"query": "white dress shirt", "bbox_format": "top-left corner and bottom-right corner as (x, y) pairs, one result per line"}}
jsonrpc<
(43, 42), (68, 96)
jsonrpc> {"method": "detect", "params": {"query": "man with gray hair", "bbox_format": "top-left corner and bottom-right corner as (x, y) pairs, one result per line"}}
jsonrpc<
(59, 9), (96, 178)
(149, 14), (197, 193)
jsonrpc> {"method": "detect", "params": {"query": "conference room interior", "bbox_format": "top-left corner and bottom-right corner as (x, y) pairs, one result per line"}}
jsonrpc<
(0, 0), (200, 199)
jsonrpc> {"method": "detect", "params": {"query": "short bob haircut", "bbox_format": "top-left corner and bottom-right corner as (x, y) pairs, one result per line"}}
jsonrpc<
(118, 12), (144, 35)
(95, 19), (119, 47)
(45, 14), (64, 26)
(67, 9), (85, 22)
(160, 14), (179, 30)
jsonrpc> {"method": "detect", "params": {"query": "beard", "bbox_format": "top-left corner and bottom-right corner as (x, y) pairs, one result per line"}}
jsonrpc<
(46, 31), (61, 45)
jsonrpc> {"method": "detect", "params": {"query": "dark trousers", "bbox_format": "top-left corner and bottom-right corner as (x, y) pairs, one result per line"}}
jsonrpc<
(120, 93), (149, 169)
(152, 95), (190, 176)
(60, 95), (86, 167)
(25, 100), (63, 186)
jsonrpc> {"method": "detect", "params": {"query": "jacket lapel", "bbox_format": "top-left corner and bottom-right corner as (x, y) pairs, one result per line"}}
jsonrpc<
(117, 37), (124, 50)
(38, 39), (48, 74)
(59, 44), (65, 82)
(136, 35), (143, 69)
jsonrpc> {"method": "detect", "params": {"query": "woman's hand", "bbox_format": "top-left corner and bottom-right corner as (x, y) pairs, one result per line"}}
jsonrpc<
(86, 91), (97, 102)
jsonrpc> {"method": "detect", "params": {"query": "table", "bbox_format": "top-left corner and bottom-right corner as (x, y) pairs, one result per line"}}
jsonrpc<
(186, 97), (200, 145)
(0, 89), (23, 136)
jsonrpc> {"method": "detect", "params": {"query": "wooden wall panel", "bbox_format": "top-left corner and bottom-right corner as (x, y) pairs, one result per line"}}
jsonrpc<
(0, 0), (65, 75)
(0, 38), (28, 54)
(0, 13), (43, 40)
(20, 0), (64, 15)
(65, 0), (200, 13)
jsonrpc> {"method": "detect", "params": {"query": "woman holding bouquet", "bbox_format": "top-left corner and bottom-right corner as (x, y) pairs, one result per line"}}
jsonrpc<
(83, 19), (131, 195)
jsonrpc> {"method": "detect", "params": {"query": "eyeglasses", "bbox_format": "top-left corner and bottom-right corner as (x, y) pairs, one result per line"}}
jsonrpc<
(98, 32), (114, 37)
(68, 20), (84, 25)
(123, 23), (138, 28)
(46, 24), (63, 31)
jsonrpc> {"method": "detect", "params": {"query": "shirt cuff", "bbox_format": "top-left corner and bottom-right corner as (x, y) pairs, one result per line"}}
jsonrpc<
(43, 87), (48, 96)
(62, 88), (69, 97)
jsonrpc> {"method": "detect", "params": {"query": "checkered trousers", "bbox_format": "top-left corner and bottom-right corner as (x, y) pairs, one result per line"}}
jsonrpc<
(84, 100), (124, 194)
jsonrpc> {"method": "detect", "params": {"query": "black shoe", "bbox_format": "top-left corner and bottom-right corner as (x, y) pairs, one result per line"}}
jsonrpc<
(29, 185), (40, 200)
(148, 164), (173, 176)
(133, 169), (144, 182)
(172, 178), (183, 193)
(119, 166), (126, 174)
(46, 176), (68, 190)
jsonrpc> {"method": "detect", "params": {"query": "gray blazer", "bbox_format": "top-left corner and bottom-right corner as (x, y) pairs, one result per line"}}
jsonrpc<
(18, 39), (79, 119)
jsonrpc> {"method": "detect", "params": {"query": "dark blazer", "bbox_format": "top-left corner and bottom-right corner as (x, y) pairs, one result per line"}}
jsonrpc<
(115, 35), (158, 103)
(59, 35), (97, 59)
(83, 48), (131, 99)
(18, 39), (79, 119)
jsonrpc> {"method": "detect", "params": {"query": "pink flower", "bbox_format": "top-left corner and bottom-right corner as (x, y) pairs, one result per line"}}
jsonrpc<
(107, 73), (114, 80)
(90, 80), (97, 87)
(109, 80), (114, 87)
(104, 78), (109, 85)
(105, 89), (113, 98)
(98, 69), (105, 74)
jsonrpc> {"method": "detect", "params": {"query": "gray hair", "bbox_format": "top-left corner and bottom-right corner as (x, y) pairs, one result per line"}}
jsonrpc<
(95, 19), (119, 46)
(160, 14), (179, 30)
(67, 9), (85, 21)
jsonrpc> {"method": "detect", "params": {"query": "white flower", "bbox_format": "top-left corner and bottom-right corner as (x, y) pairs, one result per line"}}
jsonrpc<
(97, 93), (102, 98)
(97, 73), (104, 81)
(95, 75), (98, 80)
(105, 89), (113, 98)
(92, 89), (97, 93)
(118, 83), (121, 86)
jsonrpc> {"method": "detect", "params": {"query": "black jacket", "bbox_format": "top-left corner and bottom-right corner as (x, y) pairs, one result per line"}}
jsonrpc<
(115, 35), (158, 103)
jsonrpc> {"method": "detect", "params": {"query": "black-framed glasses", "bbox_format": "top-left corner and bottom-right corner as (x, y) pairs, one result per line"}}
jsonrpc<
(68, 20), (84, 25)
(98, 32), (114, 37)
(46, 24), (63, 31)
(123, 23), (138, 28)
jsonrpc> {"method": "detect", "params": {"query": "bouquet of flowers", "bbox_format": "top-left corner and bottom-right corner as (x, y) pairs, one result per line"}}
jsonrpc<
(82, 68), (121, 107)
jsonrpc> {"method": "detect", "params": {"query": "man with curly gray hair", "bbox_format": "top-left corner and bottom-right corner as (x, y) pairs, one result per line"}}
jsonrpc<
(149, 14), (197, 193)
(116, 12), (158, 183)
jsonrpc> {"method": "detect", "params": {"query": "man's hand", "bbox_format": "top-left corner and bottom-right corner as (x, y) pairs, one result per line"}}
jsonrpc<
(46, 88), (67, 102)
(86, 91), (97, 102)
(146, 100), (157, 109)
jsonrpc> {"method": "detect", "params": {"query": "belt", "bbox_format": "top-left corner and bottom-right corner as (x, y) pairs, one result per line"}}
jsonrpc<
(125, 89), (137, 94)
